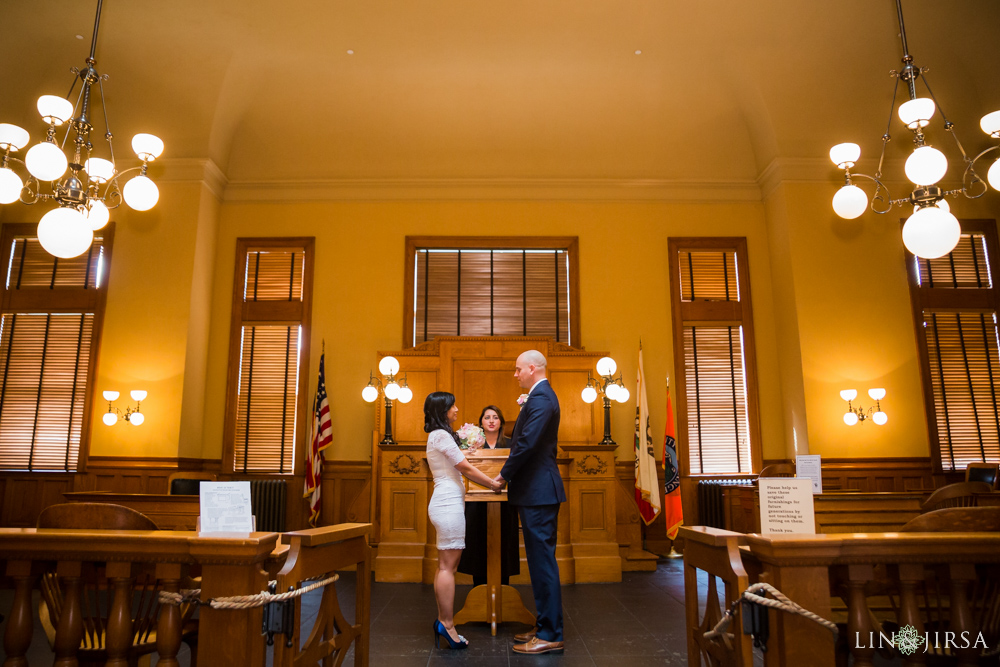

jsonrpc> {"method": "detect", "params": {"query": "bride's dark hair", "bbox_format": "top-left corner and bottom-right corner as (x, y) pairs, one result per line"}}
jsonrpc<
(423, 391), (461, 444)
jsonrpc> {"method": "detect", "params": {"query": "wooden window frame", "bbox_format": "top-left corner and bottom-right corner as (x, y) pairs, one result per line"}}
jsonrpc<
(403, 236), (581, 349)
(905, 219), (1000, 474)
(222, 237), (315, 476)
(0, 222), (114, 474)
(668, 237), (763, 477)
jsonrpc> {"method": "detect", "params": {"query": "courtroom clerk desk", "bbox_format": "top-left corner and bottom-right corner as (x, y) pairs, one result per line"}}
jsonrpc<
(63, 491), (199, 530)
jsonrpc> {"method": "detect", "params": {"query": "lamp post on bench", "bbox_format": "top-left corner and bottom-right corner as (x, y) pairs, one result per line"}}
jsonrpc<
(580, 356), (630, 445)
(362, 355), (413, 445)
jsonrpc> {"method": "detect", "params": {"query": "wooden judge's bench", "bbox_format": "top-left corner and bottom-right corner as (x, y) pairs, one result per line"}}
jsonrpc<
(367, 336), (652, 584)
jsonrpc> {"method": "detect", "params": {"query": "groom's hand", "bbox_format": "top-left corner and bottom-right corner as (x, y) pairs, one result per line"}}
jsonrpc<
(492, 474), (506, 493)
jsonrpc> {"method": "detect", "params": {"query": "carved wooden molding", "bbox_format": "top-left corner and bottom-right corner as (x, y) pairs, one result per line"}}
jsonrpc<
(577, 454), (608, 475)
(388, 454), (422, 475)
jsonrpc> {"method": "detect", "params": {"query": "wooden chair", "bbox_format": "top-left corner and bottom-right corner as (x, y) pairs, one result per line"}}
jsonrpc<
(966, 462), (1000, 490)
(166, 470), (217, 495)
(901, 506), (1000, 532)
(757, 463), (795, 479)
(920, 480), (993, 512)
(36, 503), (198, 666)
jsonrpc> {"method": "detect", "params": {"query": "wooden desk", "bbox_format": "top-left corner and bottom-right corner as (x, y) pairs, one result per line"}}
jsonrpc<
(63, 491), (199, 530)
(453, 453), (535, 635)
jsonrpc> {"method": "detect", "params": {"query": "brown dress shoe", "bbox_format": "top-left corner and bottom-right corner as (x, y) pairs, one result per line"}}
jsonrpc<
(512, 637), (565, 654)
(513, 628), (537, 642)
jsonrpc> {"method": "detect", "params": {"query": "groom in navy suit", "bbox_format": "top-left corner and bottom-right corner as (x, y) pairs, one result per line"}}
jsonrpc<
(494, 350), (566, 654)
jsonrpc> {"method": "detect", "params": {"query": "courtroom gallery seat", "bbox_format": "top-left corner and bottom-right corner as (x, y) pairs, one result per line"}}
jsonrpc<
(920, 481), (993, 512)
(166, 470), (218, 495)
(36, 503), (198, 666)
(966, 462), (1000, 490)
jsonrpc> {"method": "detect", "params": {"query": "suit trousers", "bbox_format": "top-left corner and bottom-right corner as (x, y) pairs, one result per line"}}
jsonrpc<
(517, 503), (563, 642)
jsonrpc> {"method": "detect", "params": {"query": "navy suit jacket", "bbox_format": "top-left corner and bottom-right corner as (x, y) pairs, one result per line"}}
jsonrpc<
(500, 380), (567, 506)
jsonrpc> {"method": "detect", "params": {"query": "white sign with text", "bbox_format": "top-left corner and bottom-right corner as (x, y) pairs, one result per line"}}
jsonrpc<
(795, 454), (823, 494)
(199, 481), (254, 534)
(759, 478), (816, 535)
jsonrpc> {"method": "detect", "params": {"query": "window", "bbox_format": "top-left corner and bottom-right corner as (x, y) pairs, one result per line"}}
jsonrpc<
(906, 221), (1000, 472)
(668, 238), (761, 475)
(404, 237), (579, 348)
(223, 238), (314, 474)
(0, 223), (112, 472)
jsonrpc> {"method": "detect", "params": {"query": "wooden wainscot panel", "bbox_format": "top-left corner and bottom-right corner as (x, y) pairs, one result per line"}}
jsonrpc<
(375, 445), (431, 582)
(321, 459), (371, 526)
(1, 475), (74, 527)
(562, 445), (622, 583)
(614, 462), (661, 570)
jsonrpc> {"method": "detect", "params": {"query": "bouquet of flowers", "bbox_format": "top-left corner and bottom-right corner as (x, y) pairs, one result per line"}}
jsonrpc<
(456, 423), (486, 450)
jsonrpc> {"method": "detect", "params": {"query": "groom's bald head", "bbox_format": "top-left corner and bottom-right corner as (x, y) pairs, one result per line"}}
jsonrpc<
(514, 350), (547, 389)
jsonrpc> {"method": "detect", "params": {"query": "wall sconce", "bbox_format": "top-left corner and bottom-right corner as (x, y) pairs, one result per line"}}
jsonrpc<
(840, 388), (887, 426)
(362, 356), (413, 445)
(103, 390), (146, 426)
(581, 356), (630, 445)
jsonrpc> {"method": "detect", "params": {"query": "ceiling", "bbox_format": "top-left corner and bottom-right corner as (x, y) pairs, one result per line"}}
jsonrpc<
(1, 0), (999, 186)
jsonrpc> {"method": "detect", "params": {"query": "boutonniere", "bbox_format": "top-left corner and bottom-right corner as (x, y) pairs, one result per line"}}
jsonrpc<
(517, 393), (529, 406)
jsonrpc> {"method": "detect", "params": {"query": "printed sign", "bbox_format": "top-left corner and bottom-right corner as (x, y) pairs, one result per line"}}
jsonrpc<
(199, 481), (254, 534)
(795, 454), (823, 494)
(759, 478), (816, 534)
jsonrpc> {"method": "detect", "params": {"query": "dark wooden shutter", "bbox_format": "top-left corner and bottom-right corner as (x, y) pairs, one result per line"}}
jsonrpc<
(412, 246), (571, 345)
(231, 245), (312, 474)
(908, 225), (1000, 471)
(670, 241), (760, 476)
(0, 232), (109, 472)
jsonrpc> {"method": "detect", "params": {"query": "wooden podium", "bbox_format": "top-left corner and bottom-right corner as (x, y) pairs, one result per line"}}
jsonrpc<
(453, 452), (535, 635)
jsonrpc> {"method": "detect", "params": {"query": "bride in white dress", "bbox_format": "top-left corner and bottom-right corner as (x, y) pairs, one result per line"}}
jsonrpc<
(424, 391), (501, 649)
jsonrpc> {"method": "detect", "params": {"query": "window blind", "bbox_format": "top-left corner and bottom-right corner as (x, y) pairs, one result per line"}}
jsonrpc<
(0, 234), (108, 472)
(413, 248), (570, 345)
(671, 243), (758, 475)
(231, 245), (310, 474)
(909, 227), (1000, 471)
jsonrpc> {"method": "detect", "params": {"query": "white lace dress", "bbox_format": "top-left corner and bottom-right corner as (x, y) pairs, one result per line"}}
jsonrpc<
(426, 429), (467, 550)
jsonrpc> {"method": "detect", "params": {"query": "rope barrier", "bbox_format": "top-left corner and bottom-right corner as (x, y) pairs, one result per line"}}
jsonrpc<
(159, 574), (338, 610)
(704, 582), (838, 642)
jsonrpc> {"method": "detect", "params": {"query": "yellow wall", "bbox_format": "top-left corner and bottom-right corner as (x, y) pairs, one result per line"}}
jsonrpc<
(5, 173), (998, 469)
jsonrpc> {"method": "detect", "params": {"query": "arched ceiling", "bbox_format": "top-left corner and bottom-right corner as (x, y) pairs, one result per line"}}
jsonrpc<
(1, 0), (998, 186)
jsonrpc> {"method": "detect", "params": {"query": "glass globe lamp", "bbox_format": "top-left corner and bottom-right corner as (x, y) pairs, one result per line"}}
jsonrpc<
(980, 110), (1000, 138)
(832, 185), (868, 219)
(596, 357), (617, 377)
(398, 386), (413, 403)
(615, 386), (630, 403)
(102, 390), (120, 401)
(102, 412), (118, 426)
(131, 133), (164, 161)
(839, 389), (857, 402)
(604, 383), (620, 401)
(829, 143), (861, 168)
(84, 157), (115, 184)
(868, 388), (886, 401)
(130, 411), (145, 426)
(85, 199), (110, 230)
(25, 141), (68, 181)
(581, 386), (598, 403)
(872, 411), (888, 426)
(904, 146), (947, 186)
(0, 167), (23, 204)
(37, 207), (94, 258)
(0, 123), (30, 151)
(378, 356), (400, 376)
(989, 159), (1000, 192)
(130, 390), (147, 402)
(843, 412), (859, 426)
(123, 175), (159, 211)
(36, 95), (74, 126)
(902, 206), (961, 259)
(362, 385), (379, 402)
(384, 382), (400, 401)
(898, 98), (935, 130)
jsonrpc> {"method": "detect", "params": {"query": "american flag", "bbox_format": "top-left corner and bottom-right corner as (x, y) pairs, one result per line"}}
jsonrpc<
(305, 353), (332, 526)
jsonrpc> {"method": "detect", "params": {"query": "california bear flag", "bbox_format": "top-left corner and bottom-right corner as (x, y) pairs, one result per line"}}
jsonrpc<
(634, 344), (661, 524)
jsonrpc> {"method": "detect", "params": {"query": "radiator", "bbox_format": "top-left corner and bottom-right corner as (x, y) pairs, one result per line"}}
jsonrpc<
(697, 479), (753, 529)
(250, 479), (287, 532)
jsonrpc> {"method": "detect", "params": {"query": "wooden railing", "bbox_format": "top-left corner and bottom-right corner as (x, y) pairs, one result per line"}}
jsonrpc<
(1, 523), (371, 667)
(682, 527), (1000, 667)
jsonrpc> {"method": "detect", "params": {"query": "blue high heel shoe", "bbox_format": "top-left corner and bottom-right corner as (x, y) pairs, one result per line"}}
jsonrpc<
(433, 619), (469, 649)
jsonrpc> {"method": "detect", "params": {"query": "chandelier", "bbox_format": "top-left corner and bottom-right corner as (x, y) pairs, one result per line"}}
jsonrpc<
(829, 0), (1000, 259)
(0, 0), (163, 259)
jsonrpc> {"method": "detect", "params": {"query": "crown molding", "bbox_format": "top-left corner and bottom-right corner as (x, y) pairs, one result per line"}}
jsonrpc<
(757, 157), (909, 200)
(220, 177), (763, 203)
(153, 158), (228, 200)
